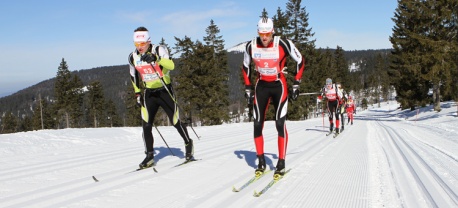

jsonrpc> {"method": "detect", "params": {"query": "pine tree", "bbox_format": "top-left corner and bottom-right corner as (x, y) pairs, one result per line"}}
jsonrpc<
(1, 111), (18, 134)
(333, 46), (349, 85)
(32, 98), (45, 130)
(283, 0), (317, 119)
(390, 0), (458, 110)
(315, 49), (333, 87)
(390, 0), (430, 110)
(54, 58), (84, 127)
(202, 20), (230, 125)
(284, 0), (315, 45)
(86, 81), (106, 128)
(173, 36), (199, 124)
(20, 116), (33, 132)
(68, 75), (84, 127)
(105, 99), (121, 127)
(31, 98), (55, 130)
(54, 58), (72, 128)
(367, 54), (389, 107)
(417, 0), (458, 111)
(272, 7), (288, 37)
(174, 20), (230, 125)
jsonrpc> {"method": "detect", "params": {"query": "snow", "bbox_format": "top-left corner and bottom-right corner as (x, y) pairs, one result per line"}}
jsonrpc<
(227, 41), (248, 53)
(1, 101), (457, 208)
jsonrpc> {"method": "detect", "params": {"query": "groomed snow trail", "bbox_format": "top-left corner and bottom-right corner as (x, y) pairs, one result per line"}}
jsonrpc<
(0, 102), (457, 207)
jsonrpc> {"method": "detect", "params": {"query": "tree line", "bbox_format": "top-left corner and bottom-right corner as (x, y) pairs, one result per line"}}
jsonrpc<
(2, 0), (456, 134)
(389, 0), (458, 111)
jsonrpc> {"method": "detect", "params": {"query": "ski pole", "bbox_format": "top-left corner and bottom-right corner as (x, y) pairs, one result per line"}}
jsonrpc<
(183, 116), (201, 139)
(154, 124), (175, 156)
(139, 104), (175, 156)
(299, 92), (320, 96)
(322, 100), (325, 130)
(190, 126), (201, 139)
(149, 63), (201, 139)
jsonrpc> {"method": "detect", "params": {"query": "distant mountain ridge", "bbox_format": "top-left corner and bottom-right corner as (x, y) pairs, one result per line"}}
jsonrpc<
(0, 52), (245, 121)
(0, 92), (13, 98)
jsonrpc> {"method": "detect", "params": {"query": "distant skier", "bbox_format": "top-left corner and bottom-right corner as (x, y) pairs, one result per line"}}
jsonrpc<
(336, 83), (347, 132)
(321, 78), (343, 135)
(346, 95), (356, 125)
(241, 17), (305, 176)
(128, 26), (194, 169)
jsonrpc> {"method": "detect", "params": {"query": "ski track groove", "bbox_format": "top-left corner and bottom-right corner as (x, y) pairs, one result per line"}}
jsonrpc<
(376, 120), (458, 208)
(145, 123), (310, 208)
(207, 128), (336, 207)
(0, 146), (141, 181)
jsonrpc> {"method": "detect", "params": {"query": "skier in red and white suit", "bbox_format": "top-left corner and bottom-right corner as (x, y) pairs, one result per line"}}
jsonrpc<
(346, 95), (356, 125)
(321, 78), (343, 134)
(242, 17), (305, 176)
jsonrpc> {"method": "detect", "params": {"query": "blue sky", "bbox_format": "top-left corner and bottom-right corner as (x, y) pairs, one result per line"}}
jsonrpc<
(0, 0), (397, 97)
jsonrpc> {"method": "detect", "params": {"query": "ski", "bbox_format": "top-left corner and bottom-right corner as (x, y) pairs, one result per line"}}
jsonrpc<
(232, 170), (271, 192)
(135, 165), (158, 173)
(253, 168), (291, 197)
(326, 131), (333, 136)
(91, 165), (157, 182)
(333, 129), (343, 138)
(174, 158), (200, 167)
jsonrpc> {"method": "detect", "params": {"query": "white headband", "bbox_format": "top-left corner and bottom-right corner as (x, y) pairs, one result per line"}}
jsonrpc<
(133, 31), (150, 42)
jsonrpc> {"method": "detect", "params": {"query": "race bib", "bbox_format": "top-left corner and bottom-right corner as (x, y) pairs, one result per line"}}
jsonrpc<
(258, 67), (277, 76)
(135, 64), (163, 82)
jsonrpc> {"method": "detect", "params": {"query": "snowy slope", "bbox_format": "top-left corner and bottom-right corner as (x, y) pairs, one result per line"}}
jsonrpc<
(0, 101), (457, 208)
(227, 41), (248, 53)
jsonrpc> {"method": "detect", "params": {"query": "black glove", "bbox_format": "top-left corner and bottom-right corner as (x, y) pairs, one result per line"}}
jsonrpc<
(136, 93), (143, 107)
(244, 86), (253, 105)
(140, 52), (158, 63)
(291, 81), (300, 101)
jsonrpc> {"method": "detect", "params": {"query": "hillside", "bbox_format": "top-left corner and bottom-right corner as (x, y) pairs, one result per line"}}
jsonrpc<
(0, 52), (245, 121)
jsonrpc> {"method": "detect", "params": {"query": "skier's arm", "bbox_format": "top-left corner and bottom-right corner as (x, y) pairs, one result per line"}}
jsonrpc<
(242, 41), (252, 88)
(128, 53), (142, 94)
(281, 39), (305, 82)
(156, 45), (174, 72)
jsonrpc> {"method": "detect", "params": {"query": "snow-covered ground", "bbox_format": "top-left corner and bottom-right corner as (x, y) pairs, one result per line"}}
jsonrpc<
(1, 101), (457, 208)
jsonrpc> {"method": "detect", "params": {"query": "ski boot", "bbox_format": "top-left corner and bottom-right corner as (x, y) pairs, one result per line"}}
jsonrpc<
(185, 139), (194, 161)
(327, 123), (334, 136)
(255, 154), (266, 177)
(274, 159), (285, 180)
(139, 151), (155, 169)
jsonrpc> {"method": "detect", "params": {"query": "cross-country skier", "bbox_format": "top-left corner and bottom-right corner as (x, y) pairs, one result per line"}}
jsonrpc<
(336, 83), (347, 132)
(242, 17), (305, 176)
(128, 27), (194, 169)
(346, 95), (356, 125)
(321, 78), (343, 135)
